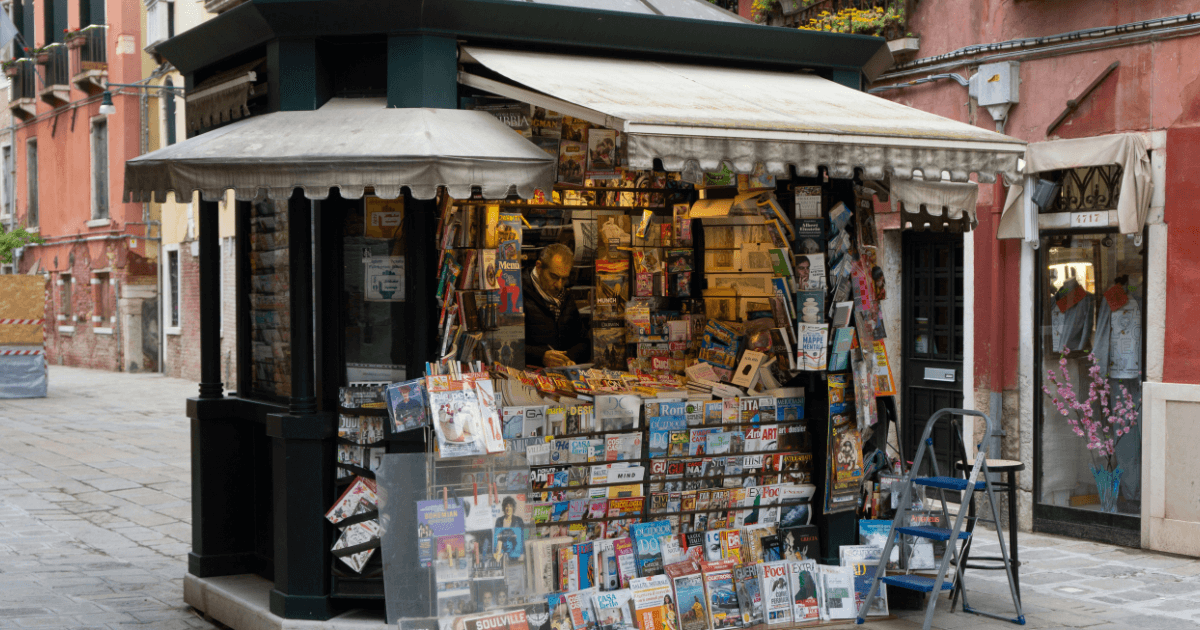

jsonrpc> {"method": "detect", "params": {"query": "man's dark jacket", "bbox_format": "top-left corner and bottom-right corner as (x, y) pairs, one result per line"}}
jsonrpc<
(523, 268), (589, 367)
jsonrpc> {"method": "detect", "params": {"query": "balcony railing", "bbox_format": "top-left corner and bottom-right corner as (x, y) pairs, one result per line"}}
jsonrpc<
(10, 59), (35, 101)
(40, 45), (70, 106)
(79, 25), (107, 69)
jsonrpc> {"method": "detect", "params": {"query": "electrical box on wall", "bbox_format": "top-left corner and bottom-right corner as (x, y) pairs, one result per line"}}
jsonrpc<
(969, 61), (1020, 122)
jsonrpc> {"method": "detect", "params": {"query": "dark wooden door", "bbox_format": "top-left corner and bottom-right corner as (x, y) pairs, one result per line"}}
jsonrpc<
(901, 231), (965, 478)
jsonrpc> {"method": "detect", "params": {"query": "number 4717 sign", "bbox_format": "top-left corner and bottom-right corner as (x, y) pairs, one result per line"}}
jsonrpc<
(1070, 211), (1109, 228)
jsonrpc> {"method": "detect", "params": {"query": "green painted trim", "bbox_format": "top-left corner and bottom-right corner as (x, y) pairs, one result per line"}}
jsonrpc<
(387, 34), (457, 109)
(831, 69), (862, 91)
(268, 38), (328, 111)
(157, 0), (886, 82)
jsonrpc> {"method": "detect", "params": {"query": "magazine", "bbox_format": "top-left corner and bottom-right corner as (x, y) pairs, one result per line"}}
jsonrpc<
(700, 559), (739, 630)
(567, 587), (601, 630)
(756, 561), (792, 625)
(332, 519), (380, 573)
(817, 564), (855, 620)
(629, 574), (675, 630)
(732, 565), (763, 627)
(593, 588), (637, 630)
(385, 379), (429, 432)
(851, 563), (889, 617)
(630, 520), (674, 577)
(665, 561), (708, 630)
(427, 374), (489, 458)
(596, 395), (642, 432)
(788, 560), (820, 623)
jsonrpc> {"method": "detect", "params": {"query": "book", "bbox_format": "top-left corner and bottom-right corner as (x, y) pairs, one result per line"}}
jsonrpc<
(778, 525), (819, 562)
(731, 350), (765, 389)
(593, 588), (638, 630)
(797, 323), (829, 371)
(559, 140), (587, 184)
(588, 129), (620, 179)
(498, 259), (524, 326)
(630, 574), (674, 630)
(665, 560), (708, 630)
(817, 565), (856, 620)
(788, 560), (820, 623)
(828, 326), (856, 372)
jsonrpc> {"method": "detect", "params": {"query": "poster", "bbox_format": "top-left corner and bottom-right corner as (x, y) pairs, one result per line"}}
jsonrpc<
(364, 196), (404, 239)
(364, 256), (404, 301)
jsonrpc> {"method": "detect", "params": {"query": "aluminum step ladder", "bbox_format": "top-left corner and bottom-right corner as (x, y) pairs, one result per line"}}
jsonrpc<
(855, 408), (1024, 628)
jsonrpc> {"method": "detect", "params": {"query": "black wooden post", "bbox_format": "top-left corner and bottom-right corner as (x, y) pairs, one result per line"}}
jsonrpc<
(188, 198), (257, 578)
(266, 189), (334, 620)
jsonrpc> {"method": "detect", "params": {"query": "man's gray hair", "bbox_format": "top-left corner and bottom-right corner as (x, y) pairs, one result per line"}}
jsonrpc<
(539, 243), (574, 265)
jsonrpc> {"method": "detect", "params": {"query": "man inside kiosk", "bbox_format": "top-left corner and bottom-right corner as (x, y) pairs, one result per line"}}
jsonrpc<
(524, 243), (590, 368)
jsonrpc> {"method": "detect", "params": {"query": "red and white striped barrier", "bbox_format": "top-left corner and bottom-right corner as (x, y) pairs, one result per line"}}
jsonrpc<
(0, 319), (44, 325)
(0, 349), (43, 356)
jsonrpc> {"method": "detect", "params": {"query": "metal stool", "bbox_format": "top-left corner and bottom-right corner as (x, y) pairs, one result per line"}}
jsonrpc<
(951, 457), (1025, 609)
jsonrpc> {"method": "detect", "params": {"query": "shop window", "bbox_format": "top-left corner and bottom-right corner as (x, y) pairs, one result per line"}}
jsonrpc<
(1037, 231), (1144, 522)
(92, 118), (109, 220)
(342, 196), (407, 385)
(26, 139), (37, 228)
(247, 199), (291, 399)
(165, 246), (181, 332)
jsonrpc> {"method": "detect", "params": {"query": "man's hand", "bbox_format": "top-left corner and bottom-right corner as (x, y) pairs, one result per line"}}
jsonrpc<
(543, 349), (574, 368)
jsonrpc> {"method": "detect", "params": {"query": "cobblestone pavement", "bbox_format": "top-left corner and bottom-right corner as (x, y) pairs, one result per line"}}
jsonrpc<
(3, 367), (1200, 630)
(0, 366), (216, 630)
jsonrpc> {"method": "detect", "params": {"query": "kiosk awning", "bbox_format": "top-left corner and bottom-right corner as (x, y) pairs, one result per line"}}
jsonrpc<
(124, 98), (558, 203)
(459, 47), (1025, 183)
(891, 178), (979, 233)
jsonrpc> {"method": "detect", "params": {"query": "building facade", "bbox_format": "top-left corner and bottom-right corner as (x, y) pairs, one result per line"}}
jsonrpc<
(869, 1), (1200, 551)
(8, 0), (157, 372)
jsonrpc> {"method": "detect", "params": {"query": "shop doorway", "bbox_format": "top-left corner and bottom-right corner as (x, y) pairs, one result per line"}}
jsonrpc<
(1034, 230), (1143, 547)
(901, 231), (965, 477)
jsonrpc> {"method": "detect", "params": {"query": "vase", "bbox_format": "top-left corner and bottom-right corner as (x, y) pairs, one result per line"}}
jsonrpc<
(1090, 465), (1122, 513)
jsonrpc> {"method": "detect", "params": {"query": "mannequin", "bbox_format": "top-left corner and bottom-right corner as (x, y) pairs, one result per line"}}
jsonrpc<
(1093, 274), (1142, 503)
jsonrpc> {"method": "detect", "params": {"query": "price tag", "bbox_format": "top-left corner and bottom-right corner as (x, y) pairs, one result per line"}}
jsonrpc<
(1070, 211), (1108, 228)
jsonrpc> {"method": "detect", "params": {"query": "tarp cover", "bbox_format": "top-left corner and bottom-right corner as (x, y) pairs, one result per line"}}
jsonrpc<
(0, 352), (46, 399)
(124, 98), (558, 202)
(460, 47), (1025, 183)
(998, 133), (1152, 239)
(891, 178), (979, 232)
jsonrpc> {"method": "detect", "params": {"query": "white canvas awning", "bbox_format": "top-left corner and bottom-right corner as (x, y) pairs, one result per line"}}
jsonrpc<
(891, 179), (979, 233)
(124, 98), (558, 202)
(998, 133), (1152, 239)
(459, 47), (1025, 183)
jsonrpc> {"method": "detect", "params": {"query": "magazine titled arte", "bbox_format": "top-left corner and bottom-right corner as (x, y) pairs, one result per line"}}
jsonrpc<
(427, 374), (489, 458)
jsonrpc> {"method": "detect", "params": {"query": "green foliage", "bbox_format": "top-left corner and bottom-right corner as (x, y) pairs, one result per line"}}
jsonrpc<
(0, 224), (43, 265)
(798, 2), (907, 38)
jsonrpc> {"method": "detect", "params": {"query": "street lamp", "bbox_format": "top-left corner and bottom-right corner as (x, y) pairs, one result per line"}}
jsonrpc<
(98, 90), (115, 116)
(98, 81), (186, 116)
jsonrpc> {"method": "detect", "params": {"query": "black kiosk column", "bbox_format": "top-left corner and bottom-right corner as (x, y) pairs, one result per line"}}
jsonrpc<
(266, 190), (335, 619)
(188, 200), (258, 577)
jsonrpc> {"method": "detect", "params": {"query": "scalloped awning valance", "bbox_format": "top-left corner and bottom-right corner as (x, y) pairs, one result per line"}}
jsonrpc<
(123, 98), (557, 203)
(460, 46), (1025, 184)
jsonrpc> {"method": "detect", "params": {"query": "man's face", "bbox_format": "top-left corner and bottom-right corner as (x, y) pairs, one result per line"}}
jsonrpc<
(798, 259), (810, 284)
(537, 254), (572, 295)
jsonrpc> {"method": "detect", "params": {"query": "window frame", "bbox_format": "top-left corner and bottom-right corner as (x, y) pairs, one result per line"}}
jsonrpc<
(25, 138), (37, 229)
(164, 244), (182, 335)
(92, 271), (113, 333)
(0, 144), (12, 222)
(58, 272), (73, 332)
(91, 116), (109, 221)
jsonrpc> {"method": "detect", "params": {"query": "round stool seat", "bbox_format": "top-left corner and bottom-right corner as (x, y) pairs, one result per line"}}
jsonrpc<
(955, 458), (1025, 473)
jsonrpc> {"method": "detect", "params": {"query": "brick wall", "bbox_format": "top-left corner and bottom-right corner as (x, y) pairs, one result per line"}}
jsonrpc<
(163, 236), (238, 390)
(42, 242), (127, 372)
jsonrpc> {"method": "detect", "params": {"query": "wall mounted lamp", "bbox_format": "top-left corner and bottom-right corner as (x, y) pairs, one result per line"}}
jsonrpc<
(99, 81), (186, 116)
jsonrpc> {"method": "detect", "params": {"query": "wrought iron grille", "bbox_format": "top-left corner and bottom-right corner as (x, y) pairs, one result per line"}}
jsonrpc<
(10, 60), (36, 101)
(79, 25), (107, 70)
(1056, 165), (1123, 212)
(44, 46), (69, 88)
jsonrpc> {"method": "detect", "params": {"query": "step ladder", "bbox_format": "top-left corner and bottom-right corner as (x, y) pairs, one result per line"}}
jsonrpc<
(855, 408), (1024, 629)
